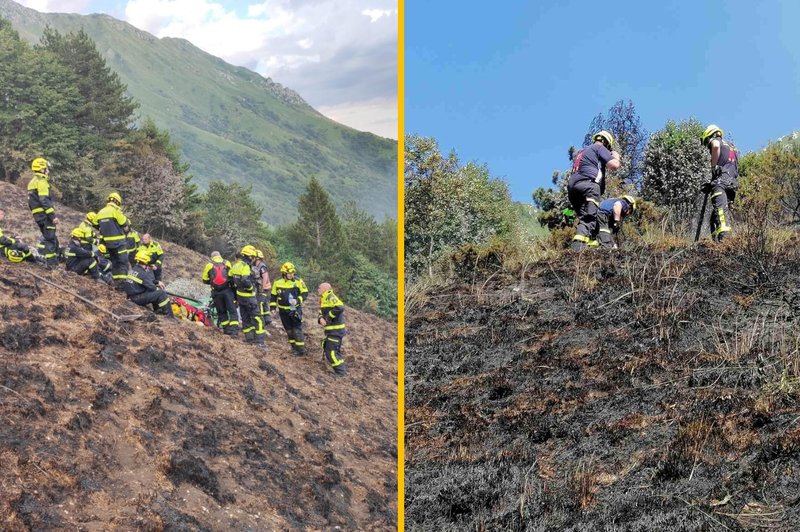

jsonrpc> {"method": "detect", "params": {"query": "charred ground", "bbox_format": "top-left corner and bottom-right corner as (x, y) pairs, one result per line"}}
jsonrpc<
(406, 240), (800, 530)
(0, 181), (397, 530)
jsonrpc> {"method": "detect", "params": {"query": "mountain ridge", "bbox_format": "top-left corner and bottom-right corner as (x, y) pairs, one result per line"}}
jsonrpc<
(0, 0), (396, 225)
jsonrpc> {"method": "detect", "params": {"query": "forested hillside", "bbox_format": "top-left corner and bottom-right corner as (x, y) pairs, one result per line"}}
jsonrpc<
(0, 13), (396, 318)
(0, 0), (396, 225)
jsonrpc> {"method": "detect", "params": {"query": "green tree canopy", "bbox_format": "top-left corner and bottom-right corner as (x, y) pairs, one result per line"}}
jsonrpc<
(641, 118), (709, 217)
(290, 176), (345, 265)
(405, 134), (516, 280)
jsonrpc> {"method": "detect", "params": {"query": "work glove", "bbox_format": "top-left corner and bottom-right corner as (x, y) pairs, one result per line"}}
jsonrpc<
(712, 165), (722, 178)
(700, 182), (713, 194)
(611, 220), (621, 234)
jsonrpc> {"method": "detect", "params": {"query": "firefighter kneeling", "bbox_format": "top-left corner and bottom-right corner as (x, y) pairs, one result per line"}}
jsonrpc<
(64, 228), (104, 282)
(123, 249), (173, 317)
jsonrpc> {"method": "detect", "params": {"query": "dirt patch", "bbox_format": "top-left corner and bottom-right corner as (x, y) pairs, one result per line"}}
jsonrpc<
(406, 245), (800, 529)
(0, 179), (397, 530)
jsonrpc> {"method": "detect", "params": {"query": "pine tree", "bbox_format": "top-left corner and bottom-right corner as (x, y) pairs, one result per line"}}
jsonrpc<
(38, 27), (138, 153)
(291, 176), (345, 264)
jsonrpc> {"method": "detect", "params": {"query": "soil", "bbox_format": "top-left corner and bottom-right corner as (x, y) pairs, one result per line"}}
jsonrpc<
(0, 181), (397, 530)
(406, 242), (800, 530)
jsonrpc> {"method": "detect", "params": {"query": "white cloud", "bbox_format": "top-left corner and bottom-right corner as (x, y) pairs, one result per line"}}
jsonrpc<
(119, 0), (397, 136)
(17, 0), (91, 13)
(317, 96), (398, 139)
(124, 0), (296, 57)
(361, 8), (393, 23)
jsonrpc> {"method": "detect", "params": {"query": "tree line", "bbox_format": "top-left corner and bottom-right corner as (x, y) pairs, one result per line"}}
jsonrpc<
(0, 18), (396, 318)
(405, 99), (800, 283)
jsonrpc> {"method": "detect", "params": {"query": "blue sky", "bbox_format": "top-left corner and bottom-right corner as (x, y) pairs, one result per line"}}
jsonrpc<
(20, 0), (398, 138)
(405, 0), (800, 202)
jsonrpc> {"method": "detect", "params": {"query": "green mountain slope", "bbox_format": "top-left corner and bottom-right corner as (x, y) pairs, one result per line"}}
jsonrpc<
(0, 0), (396, 225)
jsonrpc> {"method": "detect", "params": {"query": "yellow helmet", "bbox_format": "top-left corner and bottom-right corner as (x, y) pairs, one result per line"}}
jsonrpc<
(622, 195), (637, 211)
(107, 192), (122, 205)
(134, 249), (151, 264)
(98, 243), (107, 254)
(592, 130), (615, 148)
(256, 249), (264, 259)
(240, 244), (258, 258)
(70, 227), (84, 239)
(6, 248), (25, 263)
(702, 124), (723, 146)
(31, 157), (49, 172)
(281, 261), (296, 274)
(85, 211), (97, 224)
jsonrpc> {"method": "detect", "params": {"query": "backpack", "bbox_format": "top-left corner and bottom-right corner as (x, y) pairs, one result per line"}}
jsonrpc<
(210, 263), (229, 288)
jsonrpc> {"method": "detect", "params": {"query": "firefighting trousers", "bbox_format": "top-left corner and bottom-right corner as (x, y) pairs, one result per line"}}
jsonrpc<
(212, 288), (239, 335)
(279, 310), (305, 354)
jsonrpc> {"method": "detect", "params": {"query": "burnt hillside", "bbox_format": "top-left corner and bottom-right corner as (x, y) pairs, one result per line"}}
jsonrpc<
(406, 241), (800, 530)
(0, 181), (397, 529)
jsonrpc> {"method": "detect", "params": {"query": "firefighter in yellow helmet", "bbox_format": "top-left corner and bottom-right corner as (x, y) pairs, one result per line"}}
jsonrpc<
(27, 157), (60, 267)
(567, 131), (621, 250)
(64, 227), (103, 281)
(271, 261), (309, 355)
(124, 228), (141, 266)
(317, 282), (347, 376)
(122, 249), (173, 316)
(701, 124), (738, 242)
(0, 209), (38, 264)
(95, 243), (112, 276)
(96, 192), (131, 287)
(230, 245), (266, 348)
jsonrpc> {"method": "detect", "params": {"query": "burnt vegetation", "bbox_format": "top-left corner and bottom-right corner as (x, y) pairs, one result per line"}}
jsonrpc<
(0, 189), (397, 529)
(406, 237), (800, 530)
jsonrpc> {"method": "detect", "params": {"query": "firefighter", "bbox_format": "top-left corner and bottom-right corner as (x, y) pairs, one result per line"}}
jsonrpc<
(64, 228), (102, 281)
(77, 212), (98, 246)
(230, 245), (266, 348)
(253, 249), (273, 328)
(27, 157), (60, 267)
(595, 195), (637, 249)
(0, 209), (39, 264)
(701, 124), (739, 242)
(139, 233), (164, 283)
(201, 251), (240, 336)
(125, 229), (141, 266)
(567, 131), (621, 250)
(271, 261), (308, 356)
(123, 249), (173, 316)
(96, 243), (112, 275)
(96, 192), (131, 287)
(317, 282), (347, 376)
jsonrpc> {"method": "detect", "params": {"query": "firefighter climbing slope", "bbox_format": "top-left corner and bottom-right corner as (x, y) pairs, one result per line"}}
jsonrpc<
(701, 124), (739, 242)
(567, 131), (621, 250)
(271, 262), (308, 356)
